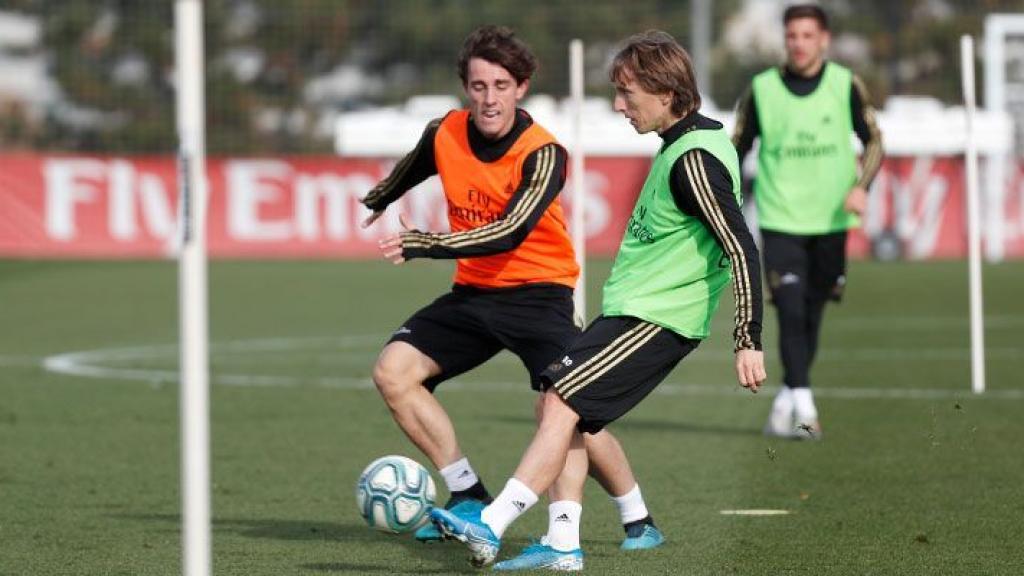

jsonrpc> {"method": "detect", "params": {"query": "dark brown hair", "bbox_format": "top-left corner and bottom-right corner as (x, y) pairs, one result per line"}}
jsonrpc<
(783, 4), (829, 31)
(609, 30), (701, 117)
(457, 25), (537, 86)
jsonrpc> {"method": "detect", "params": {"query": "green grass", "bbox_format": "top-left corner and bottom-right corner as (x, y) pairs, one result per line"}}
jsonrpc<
(1, 259), (1022, 575)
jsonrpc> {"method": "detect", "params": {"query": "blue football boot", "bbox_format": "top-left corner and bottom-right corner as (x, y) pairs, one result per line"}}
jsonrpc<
(494, 539), (584, 571)
(429, 506), (501, 567)
(620, 522), (665, 550)
(414, 498), (487, 543)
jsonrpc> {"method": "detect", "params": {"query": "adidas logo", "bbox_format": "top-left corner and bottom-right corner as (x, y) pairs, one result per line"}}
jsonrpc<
(555, 513), (571, 523)
(779, 272), (801, 285)
(512, 500), (526, 511)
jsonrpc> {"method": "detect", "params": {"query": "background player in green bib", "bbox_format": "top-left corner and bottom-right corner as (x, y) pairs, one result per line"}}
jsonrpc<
(733, 4), (884, 439)
(430, 30), (766, 570)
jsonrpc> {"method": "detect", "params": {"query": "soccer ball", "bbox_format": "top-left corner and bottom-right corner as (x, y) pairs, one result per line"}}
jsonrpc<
(356, 455), (437, 533)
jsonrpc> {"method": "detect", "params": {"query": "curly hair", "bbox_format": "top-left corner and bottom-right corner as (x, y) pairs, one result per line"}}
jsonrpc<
(609, 30), (700, 117)
(458, 25), (538, 85)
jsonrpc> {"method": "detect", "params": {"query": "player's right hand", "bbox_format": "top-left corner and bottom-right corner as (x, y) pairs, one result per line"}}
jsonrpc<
(844, 186), (868, 216)
(378, 214), (417, 264)
(735, 349), (766, 393)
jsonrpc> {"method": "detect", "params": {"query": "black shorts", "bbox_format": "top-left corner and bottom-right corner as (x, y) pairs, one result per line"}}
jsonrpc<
(761, 229), (847, 303)
(540, 316), (698, 434)
(389, 283), (579, 391)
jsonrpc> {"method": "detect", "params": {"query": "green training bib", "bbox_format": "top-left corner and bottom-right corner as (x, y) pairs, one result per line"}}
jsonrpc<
(602, 124), (741, 339)
(752, 62), (858, 234)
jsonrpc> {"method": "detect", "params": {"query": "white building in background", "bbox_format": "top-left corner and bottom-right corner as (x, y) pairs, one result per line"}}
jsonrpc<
(0, 11), (59, 119)
(334, 93), (1013, 158)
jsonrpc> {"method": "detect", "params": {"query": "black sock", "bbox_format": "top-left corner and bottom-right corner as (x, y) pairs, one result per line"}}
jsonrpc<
(623, 515), (655, 535)
(447, 480), (493, 506)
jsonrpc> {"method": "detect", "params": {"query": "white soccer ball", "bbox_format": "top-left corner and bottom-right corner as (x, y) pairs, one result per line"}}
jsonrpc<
(356, 455), (437, 533)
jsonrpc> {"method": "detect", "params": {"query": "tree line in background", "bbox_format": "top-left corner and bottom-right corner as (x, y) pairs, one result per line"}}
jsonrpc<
(0, 0), (1016, 154)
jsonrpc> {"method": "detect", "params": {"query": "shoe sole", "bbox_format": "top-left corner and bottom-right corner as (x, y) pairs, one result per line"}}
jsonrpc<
(495, 555), (583, 571)
(432, 513), (497, 567)
(414, 521), (451, 543)
(621, 539), (665, 551)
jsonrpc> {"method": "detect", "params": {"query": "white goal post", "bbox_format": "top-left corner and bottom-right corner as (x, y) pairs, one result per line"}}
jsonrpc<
(960, 36), (986, 395)
(569, 39), (587, 323)
(175, 1), (211, 575)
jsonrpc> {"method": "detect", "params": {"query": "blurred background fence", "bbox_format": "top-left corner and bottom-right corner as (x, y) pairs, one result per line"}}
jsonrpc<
(3, 0), (1021, 154)
(2, 0), (1024, 260)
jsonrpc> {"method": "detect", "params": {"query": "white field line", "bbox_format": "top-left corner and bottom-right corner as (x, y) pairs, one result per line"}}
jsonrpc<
(31, 336), (1024, 401)
(719, 509), (791, 516)
(808, 314), (1024, 331)
(318, 346), (1023, 364)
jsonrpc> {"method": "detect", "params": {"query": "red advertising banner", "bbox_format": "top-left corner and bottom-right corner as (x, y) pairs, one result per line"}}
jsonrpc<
(1, 153), (1022, 259)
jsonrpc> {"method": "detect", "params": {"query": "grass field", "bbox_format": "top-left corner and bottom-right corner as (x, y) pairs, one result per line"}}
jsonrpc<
(1, 258), (1022, 575)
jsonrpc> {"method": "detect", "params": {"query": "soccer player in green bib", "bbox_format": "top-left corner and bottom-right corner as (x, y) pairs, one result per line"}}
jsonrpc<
(431, 30), (766, 570)
(733, 4), (883, 439)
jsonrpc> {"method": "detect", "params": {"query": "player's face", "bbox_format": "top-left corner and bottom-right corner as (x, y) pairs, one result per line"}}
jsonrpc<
(613, 70), (675, 135)
(785, 17), (830, 76)
(464, 57), (529, 140)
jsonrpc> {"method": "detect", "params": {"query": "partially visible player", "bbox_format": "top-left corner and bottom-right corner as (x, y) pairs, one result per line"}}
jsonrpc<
(431, 29), (766, 569)
(360, 25), (664, 561)
(733, 4), (884, 439)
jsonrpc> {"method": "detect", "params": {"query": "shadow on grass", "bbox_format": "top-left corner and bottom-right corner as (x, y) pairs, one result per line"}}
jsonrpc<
(113, 513), (662, 573)
(111, 513), (481, 574)
(300, 560), (473, 574)
(489, 414), (762, 436)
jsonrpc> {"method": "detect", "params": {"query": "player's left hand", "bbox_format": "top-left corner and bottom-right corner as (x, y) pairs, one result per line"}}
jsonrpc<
(735, 349), (766, 393)
(378, 213), (416, 264)
(358, 194), (385, 228)
(844, 186), (868, 216)
(361, 209), (385, 229)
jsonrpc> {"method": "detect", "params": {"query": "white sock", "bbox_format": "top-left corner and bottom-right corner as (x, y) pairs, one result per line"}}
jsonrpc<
(791, 388), (818, 423)
(611, 484), (649, 524)
(440, 457), (479, 493)
(771, 386), (794, 415)
(480, 478), (538, 538)
(545, 501), (582, 552)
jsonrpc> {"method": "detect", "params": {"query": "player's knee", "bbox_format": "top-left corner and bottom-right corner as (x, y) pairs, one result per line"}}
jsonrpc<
(372, 358), (417, 403)
(771, 286), (806, 315)
(587, 428), (621, 453)
(540, 391), (578, 427)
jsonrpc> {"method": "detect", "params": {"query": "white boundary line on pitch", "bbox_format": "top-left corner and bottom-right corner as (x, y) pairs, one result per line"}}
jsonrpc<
(720, 509), (791, 516)
(30, 337), (1024, 401)
(38, 333), (1024, 366)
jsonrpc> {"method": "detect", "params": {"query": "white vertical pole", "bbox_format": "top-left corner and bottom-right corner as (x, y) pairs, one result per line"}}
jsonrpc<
(175, 1), (211, 575)
(960, 35), (986, 395)
(570, 39), (587, 322)
(983, 16), (1008, 263)
(690, 0), (712, 97)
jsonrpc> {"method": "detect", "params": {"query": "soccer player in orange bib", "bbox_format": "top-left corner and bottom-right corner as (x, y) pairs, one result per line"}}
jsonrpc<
(360, 26), (664, 565)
